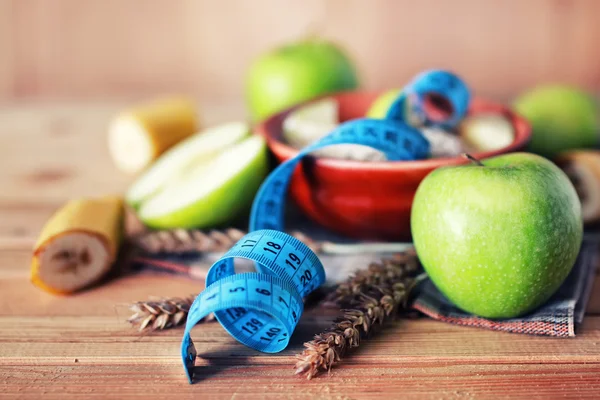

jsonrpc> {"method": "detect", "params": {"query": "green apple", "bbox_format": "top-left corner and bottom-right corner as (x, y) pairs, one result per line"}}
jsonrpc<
(138, 135), (268, 229)
(411, 152), (583, 319)
(513, 85), (599, 159)
(365, 89), (401, 119)
(245, 38), (359, 121)
(126, 122), (250, 208)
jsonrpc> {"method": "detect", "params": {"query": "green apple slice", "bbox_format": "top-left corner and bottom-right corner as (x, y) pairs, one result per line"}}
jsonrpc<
(283, 97), (385, 161)
(138, 135), (268, 229)
(126, 121), (250, 207)
(283, 97), (339, 148)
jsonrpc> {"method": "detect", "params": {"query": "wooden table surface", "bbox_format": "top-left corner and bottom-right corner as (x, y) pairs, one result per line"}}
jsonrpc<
(2, 101), (600, 399)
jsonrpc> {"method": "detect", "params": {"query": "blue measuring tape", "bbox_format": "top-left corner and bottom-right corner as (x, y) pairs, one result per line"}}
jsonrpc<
(181, 69), (471, 383)
(386, 69), (471, 129)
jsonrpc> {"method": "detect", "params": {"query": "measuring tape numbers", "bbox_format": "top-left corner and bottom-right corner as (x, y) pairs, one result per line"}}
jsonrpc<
(181, 69), (471, 383)
(181, 229), (323, 383)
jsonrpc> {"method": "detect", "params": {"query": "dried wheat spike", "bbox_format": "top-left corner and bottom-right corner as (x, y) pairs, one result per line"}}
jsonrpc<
(295, 252), (422, 380)
(127, 295), (213, 332)
(325, 250), (420, 308)
(133, 228), (322, 254)
(134, 228), (246, 254)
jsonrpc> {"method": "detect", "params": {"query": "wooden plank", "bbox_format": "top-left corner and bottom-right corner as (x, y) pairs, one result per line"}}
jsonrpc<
(1, 313), (600, 360)
(1, 314), (599, 398)
(2, 362), (598, 399)
(0, 102), (134, 203)
(0, 202), (66, 249)
(0, 100), (244, 243)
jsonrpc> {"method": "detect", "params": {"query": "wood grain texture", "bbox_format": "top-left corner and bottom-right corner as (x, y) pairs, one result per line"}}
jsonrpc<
(1, 102), (600, 398)
(2, 0), (600, 103)
(0, 100), (244, 246)
(1, 245), (600, 400)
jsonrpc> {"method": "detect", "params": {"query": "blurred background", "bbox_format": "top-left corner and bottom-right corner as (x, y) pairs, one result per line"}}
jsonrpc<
(1, 0), (599, 105)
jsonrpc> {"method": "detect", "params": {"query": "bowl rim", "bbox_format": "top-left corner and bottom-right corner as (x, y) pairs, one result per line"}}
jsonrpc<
(256, 90), (532, 172)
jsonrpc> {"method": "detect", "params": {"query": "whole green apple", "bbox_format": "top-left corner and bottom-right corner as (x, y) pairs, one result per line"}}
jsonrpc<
(513, 85), (599, 159)
(245, 38), (359, 121)
(411, 152), (583, 319)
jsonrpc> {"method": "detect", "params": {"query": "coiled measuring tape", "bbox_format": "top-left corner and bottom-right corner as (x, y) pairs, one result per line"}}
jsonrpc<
(181, 69), (470, 383)
(386, 69), (471, 129)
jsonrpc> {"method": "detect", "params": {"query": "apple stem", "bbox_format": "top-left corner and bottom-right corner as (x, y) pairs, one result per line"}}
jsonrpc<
(462, 153), (484, 166)
(320, 242), (414, 255)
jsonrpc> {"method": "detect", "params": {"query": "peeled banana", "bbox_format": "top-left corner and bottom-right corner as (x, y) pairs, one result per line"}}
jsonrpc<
(31, 196), (124, 295)
(555, 150), (600, 225)
(108, 97), (199, 174)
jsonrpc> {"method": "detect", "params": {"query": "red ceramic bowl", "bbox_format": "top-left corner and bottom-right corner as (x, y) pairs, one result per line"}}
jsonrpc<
(257, 91), (531, 241)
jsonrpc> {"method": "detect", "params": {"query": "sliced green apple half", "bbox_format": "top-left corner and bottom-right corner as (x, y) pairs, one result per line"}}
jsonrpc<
(138, 135), (269, 229)
(126, 121), (250, 207)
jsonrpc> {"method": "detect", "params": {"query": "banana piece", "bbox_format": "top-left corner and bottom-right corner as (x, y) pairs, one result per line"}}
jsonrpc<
(108, 97), (199, 174)
(31, 196), (124, 295)
(421, 127), (465, 158)
(555, 150), (600, 225)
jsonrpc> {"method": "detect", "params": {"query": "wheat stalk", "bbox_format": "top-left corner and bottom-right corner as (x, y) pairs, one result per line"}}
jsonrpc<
(324, 250), (420, 307)
(131, 228), (412, 256)
(125, 246), (422, 361)
(133, 228), (249, 254)
(127, 295), (214, 332)
(294, 251), (424, 379)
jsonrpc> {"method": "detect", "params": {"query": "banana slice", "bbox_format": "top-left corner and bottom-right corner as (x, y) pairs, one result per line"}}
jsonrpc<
(555, 150), (600, 225)
(31, 196), (124, 294)
(421, 127), (465, 158)
(459, 113), (515, 152)
(108, 97), (199, 174)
